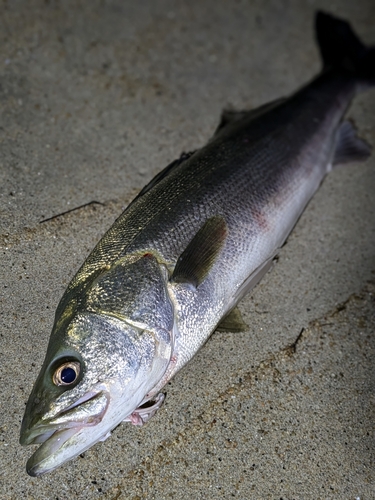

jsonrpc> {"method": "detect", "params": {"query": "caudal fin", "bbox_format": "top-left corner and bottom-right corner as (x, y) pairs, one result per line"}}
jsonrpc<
(316, 11), (375, 83)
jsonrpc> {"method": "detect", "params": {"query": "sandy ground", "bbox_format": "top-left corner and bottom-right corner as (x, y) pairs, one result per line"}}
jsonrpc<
(0, 1), (374, 498)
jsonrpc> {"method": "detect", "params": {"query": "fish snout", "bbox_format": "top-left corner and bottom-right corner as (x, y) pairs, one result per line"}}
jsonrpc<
(20, 390), (110, 446)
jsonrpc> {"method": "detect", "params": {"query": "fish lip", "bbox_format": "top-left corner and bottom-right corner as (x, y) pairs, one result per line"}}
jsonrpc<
(20, 390), (110, 446)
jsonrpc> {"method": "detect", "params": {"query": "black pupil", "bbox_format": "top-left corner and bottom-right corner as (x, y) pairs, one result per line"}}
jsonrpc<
(61, 367), (77, 384)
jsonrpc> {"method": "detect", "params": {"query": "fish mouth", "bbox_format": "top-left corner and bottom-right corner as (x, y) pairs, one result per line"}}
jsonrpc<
(21, 391), (110, 476)
(21, 390), (109, 445)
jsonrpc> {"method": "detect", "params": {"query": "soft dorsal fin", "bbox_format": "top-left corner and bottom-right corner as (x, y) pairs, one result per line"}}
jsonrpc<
(333, 120), (371, 165)
(171, 216), (228, 288)
(133, 151), (196, 202)
(213, 98), (286, 137)
(214, 110), (250, 135)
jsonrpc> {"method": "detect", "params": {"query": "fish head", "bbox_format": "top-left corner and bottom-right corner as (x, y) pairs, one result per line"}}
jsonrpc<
(20, 253), (174, 476)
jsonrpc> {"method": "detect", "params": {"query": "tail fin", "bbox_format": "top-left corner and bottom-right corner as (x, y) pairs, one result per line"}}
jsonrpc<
(315, 11), (375, 83)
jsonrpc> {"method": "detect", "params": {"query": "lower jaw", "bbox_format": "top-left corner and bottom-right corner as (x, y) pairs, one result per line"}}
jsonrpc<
(26, 427), (81, 477)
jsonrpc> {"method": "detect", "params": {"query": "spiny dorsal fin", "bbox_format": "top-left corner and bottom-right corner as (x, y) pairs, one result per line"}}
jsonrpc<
(216, 307), (248, 332)
(333, 120), (371, 165)
(133, 151), (196, 202)
(171, 216), (228, 288)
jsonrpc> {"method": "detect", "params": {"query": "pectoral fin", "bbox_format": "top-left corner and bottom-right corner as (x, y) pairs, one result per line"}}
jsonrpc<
(171, 216), (228, 288)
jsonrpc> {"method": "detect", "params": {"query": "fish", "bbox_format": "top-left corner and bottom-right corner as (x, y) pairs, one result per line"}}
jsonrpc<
(20, 11), (374, 476)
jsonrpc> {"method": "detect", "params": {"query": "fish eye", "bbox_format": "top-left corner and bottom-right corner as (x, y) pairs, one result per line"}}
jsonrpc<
(53, 361), (80, 386)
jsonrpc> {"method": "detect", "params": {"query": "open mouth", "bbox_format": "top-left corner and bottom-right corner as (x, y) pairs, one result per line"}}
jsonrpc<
(21, 391), (110, 476)
(22, 391), (109, 445)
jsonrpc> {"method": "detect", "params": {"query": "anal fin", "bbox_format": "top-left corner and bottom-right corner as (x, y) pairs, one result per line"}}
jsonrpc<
(333, 120), (371, 166)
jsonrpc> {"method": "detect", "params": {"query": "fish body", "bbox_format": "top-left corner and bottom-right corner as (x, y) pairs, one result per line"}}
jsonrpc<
(20, 12), (374, 475)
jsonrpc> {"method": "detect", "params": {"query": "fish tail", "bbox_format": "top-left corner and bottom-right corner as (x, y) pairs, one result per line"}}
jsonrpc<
(316, 11), (375, 84)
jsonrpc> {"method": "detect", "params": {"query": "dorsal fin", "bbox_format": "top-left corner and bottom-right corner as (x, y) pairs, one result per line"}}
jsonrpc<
(133, 151), (196, 202)
(214, 109), (250, 135)
(213, 98), (286, 137)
